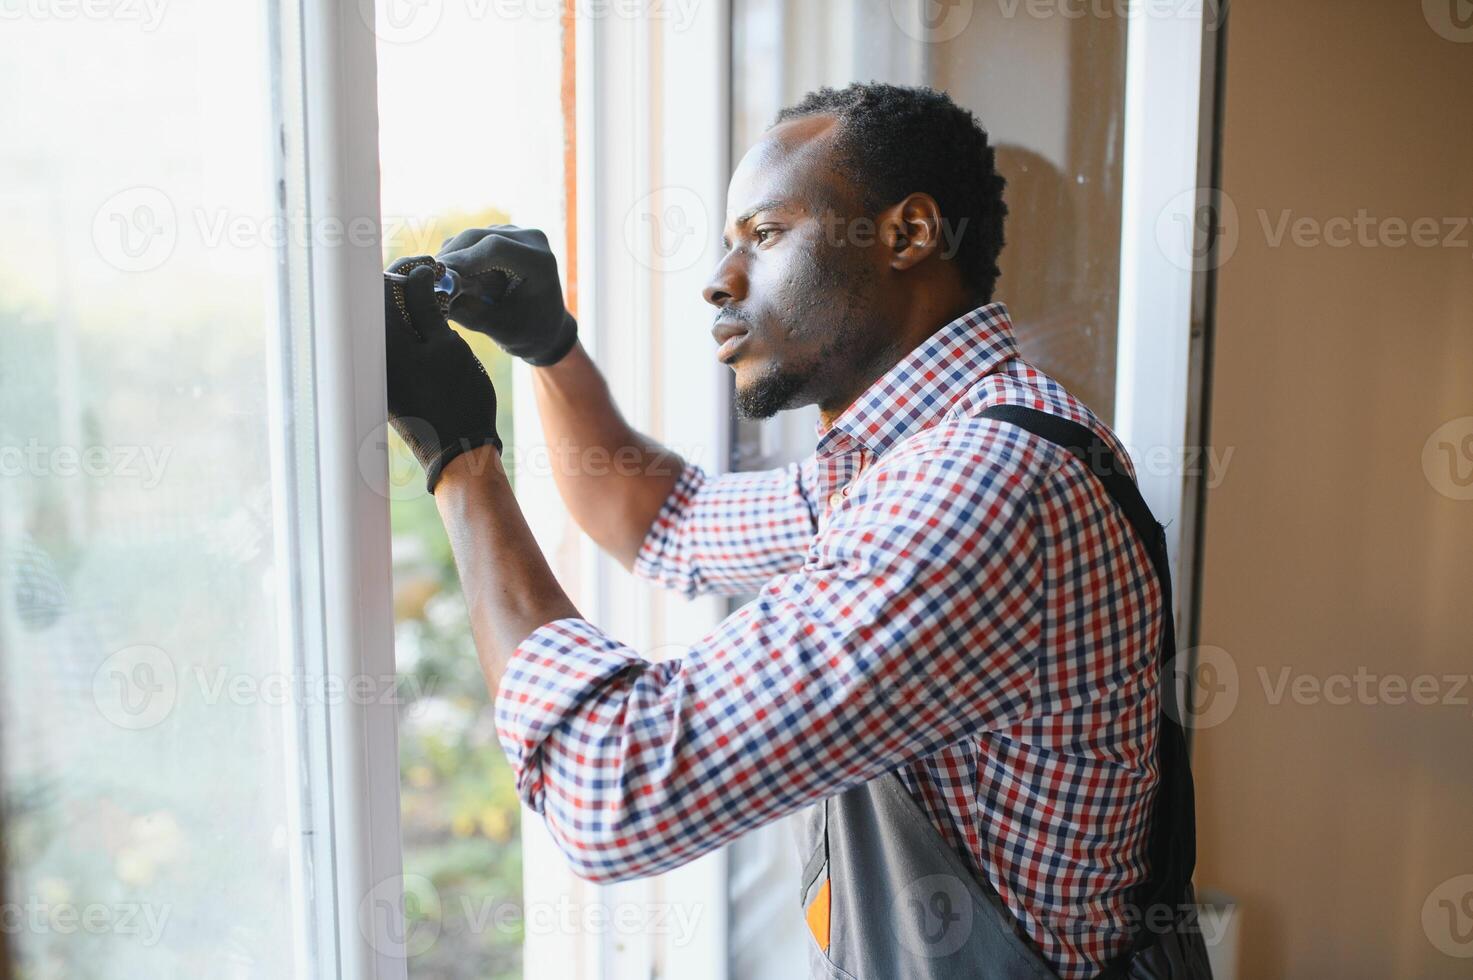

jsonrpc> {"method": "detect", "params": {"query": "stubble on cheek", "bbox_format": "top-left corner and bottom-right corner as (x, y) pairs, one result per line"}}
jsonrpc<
(775, 231), (856, 345)
(732, 224), (888, 420)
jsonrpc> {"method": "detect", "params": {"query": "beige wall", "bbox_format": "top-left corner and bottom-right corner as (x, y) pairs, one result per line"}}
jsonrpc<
(1194, 2), (1473, 977)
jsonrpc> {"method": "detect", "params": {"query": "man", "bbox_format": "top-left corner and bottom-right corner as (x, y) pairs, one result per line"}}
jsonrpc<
(384, 83), (1208, 979)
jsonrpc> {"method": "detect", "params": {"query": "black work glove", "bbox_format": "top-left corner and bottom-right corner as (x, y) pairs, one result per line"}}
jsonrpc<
(384, 256), (502, 493)
(436, 225), (578, 367)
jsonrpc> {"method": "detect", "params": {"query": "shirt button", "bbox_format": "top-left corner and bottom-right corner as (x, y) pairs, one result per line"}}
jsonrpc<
(828, 491), (844, 509)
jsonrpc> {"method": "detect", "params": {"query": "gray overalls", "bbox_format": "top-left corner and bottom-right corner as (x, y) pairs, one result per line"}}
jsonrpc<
(796, 407), (1214, 980)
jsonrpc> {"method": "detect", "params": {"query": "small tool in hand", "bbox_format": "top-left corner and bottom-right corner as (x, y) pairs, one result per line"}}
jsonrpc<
(386, 257), (512, 316)
(433, 264), (512, 314)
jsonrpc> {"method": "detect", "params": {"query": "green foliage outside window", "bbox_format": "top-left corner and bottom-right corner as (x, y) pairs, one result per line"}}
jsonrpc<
(387, 207), (525, 980)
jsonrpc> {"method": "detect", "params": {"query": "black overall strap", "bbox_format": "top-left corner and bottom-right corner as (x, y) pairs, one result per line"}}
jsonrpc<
(979, 405), (1201, 973)
(979, 405), (1171, 590)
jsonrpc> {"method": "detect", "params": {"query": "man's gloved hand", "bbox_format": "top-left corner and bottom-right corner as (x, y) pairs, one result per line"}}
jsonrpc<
(384, 256), (502, 493)
(436, 226), (578, 367)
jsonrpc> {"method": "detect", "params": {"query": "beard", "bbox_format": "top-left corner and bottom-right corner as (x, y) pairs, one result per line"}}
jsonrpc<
(732, 361), (809, 420)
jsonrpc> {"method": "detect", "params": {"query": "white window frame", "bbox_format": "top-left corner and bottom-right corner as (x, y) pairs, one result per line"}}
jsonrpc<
(292, 2), (406, 976)
(1113, 3), (1220, 592)
(1113, 5), (1226, 714)
(292, 1), (737, 975)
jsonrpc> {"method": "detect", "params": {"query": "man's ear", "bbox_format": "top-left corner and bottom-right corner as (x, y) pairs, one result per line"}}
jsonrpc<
(879, 193), (945, 272)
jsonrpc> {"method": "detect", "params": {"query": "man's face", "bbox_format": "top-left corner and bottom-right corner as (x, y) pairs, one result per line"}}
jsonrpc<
(703, 115), (899, 420)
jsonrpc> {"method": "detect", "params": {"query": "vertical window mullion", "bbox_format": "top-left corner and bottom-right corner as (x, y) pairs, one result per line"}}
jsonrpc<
(295, 0), (406, 976)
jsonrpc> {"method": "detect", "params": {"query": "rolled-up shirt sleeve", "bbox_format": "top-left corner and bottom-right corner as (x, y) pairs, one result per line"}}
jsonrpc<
(631, 457), (819, 598)
(496, 441), (1048, 884)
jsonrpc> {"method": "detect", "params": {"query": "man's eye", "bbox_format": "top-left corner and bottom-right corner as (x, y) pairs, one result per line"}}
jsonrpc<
(755, 227), (781, 244)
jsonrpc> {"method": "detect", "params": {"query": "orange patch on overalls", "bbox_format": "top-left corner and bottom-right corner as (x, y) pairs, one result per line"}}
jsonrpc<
(805, 878), (831, 953)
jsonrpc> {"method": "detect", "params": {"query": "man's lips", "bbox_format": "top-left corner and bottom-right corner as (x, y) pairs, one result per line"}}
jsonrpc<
(712, 319), (750, 363)
(716, 333), (750, 362)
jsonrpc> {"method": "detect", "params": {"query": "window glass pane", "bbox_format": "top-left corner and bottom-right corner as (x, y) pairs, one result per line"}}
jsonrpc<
(726, 5), (1129, 974)
(731, 0), (1126, 475)
(370, 7), (567, 977)
(927, 6), (1126, 422)
(0, 3), (325, 977)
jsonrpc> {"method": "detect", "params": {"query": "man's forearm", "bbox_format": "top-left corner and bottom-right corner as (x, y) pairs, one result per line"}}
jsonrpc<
(530, 340), (685, 568)
(435, 445), (583, 694)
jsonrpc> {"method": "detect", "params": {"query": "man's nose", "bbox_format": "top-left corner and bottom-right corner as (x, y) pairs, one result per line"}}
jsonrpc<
(702, 250), (748, 308)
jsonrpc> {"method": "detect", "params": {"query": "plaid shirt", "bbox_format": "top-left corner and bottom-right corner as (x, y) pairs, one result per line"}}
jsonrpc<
(497, 303), (1162, 978)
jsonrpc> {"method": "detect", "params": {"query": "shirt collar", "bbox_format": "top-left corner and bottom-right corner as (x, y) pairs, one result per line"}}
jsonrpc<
(815, 302), (1020, 459)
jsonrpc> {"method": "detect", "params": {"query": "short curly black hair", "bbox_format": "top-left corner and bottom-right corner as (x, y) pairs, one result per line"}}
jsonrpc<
(774, 82), (1008, 303)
